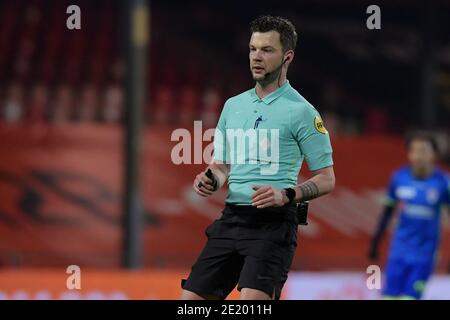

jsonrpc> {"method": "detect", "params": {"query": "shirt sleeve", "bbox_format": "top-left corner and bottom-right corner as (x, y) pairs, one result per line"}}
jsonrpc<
(291, 103), (333, 171)
(213, 100), (229, 163)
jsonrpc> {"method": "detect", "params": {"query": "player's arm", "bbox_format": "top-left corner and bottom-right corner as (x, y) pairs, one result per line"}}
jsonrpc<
(368, 202), (396, 261)
(290, 105), (335, 203)
(368, 174), (399, 261)
(291, 166), (335, 202)
(252, 106), (335, 208)
(251, 166), (335, 208)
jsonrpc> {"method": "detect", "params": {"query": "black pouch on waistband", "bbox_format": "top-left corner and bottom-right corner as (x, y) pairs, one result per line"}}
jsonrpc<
(296, 201), (309, 226)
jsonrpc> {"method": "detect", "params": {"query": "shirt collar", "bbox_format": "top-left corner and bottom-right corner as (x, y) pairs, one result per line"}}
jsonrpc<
(250, 80), (291, 105)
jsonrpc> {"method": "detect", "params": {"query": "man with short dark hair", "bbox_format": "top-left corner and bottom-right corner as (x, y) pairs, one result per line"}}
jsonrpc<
(180, 15), (335, 300)
(369, 132), (450, 299)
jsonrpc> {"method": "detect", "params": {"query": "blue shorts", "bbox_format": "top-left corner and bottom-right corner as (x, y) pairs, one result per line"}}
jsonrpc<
(383, 255), (434, 299)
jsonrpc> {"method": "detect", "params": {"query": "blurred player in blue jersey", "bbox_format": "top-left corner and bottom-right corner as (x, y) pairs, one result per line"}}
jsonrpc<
(369, 132), (450, 299)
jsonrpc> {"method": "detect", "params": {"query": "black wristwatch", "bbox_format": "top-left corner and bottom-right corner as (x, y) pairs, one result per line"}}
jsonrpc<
(284, 187), (296, 205)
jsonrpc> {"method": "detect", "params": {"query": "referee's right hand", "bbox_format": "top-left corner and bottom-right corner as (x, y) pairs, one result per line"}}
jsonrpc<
(193, 169), (216, 197)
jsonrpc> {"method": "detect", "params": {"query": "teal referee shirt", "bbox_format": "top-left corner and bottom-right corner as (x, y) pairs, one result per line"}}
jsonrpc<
(213, 81), (333, 205)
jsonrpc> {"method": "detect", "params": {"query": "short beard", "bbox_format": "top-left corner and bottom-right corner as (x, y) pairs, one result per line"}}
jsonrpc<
(253, 67), (282, 88)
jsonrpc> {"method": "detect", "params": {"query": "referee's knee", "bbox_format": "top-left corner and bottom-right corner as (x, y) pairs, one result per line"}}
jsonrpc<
(179, 289), (205, 300)
(239, 288), (273, 300)
(179, 289), (221, 300)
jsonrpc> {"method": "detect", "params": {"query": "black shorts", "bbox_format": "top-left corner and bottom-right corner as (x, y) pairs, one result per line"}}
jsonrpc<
(181, 204), (299, 300)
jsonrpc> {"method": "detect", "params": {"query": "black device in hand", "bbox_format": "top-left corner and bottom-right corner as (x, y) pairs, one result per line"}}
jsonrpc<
(296, 201), (309, 225)
(198, 169), (218, 191)
(205, 168), (214, 180)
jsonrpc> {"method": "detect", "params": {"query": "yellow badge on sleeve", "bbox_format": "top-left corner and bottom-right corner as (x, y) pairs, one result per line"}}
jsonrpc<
(314, 116), (328, 134)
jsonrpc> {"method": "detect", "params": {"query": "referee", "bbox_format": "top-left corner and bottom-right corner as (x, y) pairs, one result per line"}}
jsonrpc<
(180, 15), (335, 300)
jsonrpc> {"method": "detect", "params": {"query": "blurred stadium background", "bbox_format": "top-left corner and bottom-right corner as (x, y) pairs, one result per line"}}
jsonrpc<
(0, 0), (449, 299)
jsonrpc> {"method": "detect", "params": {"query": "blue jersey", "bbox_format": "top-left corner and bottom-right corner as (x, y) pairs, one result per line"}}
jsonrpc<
(386, 166), (450, 262)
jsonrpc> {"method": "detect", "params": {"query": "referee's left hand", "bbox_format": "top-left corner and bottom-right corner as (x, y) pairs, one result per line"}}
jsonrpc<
(251, 186), (289, 209)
